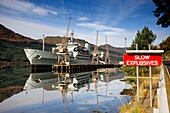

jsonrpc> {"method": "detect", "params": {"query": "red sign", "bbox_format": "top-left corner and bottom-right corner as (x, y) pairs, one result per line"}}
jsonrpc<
(124, 54), (162, 66)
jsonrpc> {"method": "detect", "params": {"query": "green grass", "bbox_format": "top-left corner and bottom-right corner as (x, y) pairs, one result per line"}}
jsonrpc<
(120, 102), (146, 113)
(121, 66), (161, 112)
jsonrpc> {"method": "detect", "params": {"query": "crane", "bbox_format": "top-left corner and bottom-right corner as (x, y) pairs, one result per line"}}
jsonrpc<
(105, 36), (110, 64)
(57, 17), (71, 63)
(65, 17), (71, 38)
(92, 31), (99, 64)
(62, 17), (71, 45)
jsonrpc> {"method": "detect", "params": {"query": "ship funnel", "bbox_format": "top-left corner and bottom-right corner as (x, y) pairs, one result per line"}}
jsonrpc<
(85, 43), (90, 51)
(71, 30), (74, 42)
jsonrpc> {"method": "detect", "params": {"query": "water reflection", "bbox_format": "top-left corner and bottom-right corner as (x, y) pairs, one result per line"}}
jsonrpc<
(0, 67), (30, 88)
(0, 67), (31, 102)
(0, 69), (132, 113)
(23, 72), (57, 90)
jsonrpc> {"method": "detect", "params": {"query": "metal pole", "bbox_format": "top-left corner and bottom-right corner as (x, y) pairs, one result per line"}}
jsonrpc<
(43, 34), (45, 51)
(125, 37), (127, 52)
(149, 44), (152, 107)
(136, 44), (139, 102)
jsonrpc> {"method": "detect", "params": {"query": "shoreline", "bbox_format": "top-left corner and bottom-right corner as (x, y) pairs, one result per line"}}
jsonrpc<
(0, 86), (23, 102)
(119, 74), (160, 112)
(0, 61), (30, 68)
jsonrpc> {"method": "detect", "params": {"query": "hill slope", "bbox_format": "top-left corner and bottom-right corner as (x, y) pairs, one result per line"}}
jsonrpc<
(0, 24), (35, 42)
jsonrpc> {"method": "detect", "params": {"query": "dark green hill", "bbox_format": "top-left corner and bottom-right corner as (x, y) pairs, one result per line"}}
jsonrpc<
(0, 39), (54, 62)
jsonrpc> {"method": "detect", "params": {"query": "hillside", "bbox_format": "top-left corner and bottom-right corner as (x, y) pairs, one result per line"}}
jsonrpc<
(0, 24), (35, 42)
(99, 44), (124, 61)
(0, 24), (54, 61)
(37, 36), (89, 46)
(0, 24), (124, 62)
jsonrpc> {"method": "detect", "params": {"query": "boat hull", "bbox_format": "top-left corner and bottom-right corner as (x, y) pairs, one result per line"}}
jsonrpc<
(24, 49), (58, 65)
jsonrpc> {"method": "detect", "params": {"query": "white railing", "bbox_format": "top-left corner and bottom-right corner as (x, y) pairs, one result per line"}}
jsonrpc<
(154, 65), (169, 113)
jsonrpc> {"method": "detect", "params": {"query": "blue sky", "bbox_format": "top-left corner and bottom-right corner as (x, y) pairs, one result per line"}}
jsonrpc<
(0, 0), (169, 47)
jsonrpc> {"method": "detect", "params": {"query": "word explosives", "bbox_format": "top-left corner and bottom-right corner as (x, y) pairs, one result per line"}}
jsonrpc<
(124, 54), (162, 66)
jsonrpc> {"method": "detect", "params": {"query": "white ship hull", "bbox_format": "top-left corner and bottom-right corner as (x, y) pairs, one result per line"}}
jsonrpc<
(24, 49), (58, 65)
(24, 49), (92, 66)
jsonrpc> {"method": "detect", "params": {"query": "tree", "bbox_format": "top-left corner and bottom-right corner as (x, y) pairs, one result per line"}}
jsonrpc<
(152, 0), (170, 28)
(159, 36), (170, 55)
(122, 27), (157, 83)
(130, 26), (157, 50)
(151, 45), (160, 50)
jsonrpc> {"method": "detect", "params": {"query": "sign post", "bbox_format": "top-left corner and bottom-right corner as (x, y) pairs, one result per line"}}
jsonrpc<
(124, 49), (164, 107)
(149, 45), (152, 107)
(136, 44), (139, 102)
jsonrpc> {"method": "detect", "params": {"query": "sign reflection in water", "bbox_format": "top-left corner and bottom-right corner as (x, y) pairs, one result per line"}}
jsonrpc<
(0, 69), (132, 113)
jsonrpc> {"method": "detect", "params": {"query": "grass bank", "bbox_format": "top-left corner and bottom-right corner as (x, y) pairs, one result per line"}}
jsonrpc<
(120, 66), (161, 113)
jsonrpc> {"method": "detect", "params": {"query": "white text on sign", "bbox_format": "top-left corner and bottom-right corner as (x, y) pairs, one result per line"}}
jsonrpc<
(123, 54), (162, 66)
(134, 55), (150, 60)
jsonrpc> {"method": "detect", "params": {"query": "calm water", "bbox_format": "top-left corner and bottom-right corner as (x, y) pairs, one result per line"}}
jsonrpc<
(0, 68), (131, 113)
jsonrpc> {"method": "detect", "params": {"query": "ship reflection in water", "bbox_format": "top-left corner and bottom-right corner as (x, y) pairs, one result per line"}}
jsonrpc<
(0, 69), (131, 113)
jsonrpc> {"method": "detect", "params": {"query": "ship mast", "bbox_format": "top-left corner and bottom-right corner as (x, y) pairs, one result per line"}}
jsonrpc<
(105, 36), (110, 64)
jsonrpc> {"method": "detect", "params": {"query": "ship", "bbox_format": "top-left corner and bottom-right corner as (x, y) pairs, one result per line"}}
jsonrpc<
(24, 35), (93, 68)
(24, 18), (94, 67)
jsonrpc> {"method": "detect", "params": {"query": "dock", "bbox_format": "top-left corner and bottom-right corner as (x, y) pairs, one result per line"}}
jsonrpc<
(52, 64), (122, 74)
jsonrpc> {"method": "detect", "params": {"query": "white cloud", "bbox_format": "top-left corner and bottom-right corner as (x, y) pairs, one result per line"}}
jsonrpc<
(76, 32), (125, 47)
(32, 7), (48, 16)
(78, 17), (89, 21)
(102, 31), (124, 36)
(0, 15), (65, 39)
(74, 27), (136, 47)
(94, 21), (101, 24)
(76, 22), (136, 47)
(108, 0), (148, 26)
(77, 22), (125, 32)
(0, 0), (168, 48)
(0, 0), (58, 16)
(0, 14), (136, 47)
